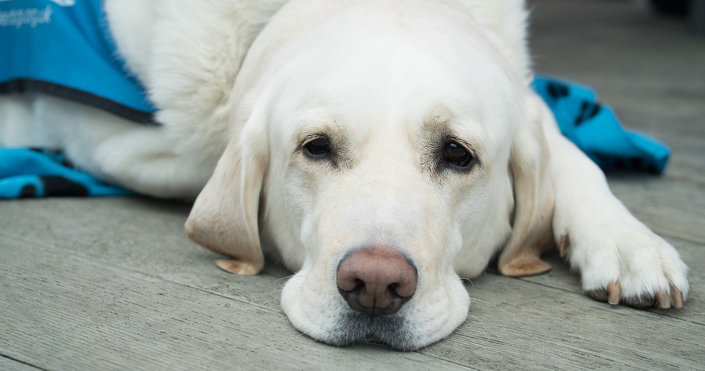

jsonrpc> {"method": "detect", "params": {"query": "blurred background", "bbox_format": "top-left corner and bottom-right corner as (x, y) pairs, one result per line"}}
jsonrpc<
(528, 0), (704, 186)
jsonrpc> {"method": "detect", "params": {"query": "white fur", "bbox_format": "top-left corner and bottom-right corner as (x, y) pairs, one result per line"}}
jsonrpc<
(0, 0), (689, 350)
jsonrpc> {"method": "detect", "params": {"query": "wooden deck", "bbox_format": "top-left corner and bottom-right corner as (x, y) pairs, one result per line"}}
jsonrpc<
(1, 1), (703, 370)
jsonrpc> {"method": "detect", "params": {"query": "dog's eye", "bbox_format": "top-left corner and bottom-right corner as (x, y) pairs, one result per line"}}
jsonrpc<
(443, 141), (473, 168)
(304, 137), (331, 157)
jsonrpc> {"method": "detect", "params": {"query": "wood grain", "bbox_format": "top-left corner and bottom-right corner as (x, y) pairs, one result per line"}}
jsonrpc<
(0, 356), (44, 371)
(0, 235), (466, 371)
(1, 196), (703, 370)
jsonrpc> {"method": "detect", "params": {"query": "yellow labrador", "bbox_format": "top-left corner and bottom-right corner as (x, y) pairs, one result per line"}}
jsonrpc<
(0, 0), (689, 350)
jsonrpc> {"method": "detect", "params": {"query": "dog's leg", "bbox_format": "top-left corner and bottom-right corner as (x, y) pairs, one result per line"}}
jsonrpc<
(0, 94), (62, 148)
(83, 125), (217, 199)
(2, 94), (215, 199)
(539, 97), (690, 309)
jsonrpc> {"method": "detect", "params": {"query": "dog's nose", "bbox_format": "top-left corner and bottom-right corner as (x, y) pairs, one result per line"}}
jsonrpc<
(336, 247), (418, 316)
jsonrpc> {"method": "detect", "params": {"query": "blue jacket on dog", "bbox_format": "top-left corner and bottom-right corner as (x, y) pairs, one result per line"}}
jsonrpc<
(0, 0), (156, 124)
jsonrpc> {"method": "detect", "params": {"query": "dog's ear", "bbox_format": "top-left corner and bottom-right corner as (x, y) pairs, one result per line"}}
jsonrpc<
(498, 94), (555, 277)
(185, 118), (268, 276)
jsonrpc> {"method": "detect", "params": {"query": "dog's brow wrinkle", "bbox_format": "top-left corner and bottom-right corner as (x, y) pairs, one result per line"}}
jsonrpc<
(423, 104), (454, 128)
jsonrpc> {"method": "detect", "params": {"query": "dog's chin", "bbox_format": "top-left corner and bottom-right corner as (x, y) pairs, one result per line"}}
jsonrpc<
(281, 283), (429, 350)
(322, 311), (424, 351)
(281, 269), (470, 351)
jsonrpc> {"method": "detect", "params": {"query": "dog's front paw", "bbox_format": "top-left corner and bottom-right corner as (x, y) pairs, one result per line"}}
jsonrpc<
(557, 216), (690, 309)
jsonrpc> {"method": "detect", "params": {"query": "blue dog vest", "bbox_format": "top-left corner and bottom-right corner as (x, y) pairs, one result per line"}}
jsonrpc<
(0, 0), (157, 124)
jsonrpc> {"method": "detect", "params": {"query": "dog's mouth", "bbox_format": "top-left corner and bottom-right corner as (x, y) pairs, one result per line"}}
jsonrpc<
(324, 311), (422, 351)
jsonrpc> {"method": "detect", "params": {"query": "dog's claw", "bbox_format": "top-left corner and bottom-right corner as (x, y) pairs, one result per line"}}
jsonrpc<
(590, 283), (687, 310)
(672, 287), (684, 309)
(607, 281), (621, 305)
(655, 290), (671, 309)
(586, 281), (621, 304)
(558, 234), (569, 258)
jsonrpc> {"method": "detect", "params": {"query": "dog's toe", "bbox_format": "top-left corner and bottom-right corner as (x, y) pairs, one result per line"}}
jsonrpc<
(587, 284), (687, 310)
(585, 287), (608, 302)
(607, 281), (621, 305)
(656, 290), (671, 309)
(585, 282), (623, 304)
(671, 286), (684, 309)
(561, 217), (690, 310)
(621, 286), (685, 310)
(624, 294), (656, 309)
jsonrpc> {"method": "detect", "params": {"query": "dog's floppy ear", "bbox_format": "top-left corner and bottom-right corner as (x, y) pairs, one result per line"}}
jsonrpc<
(185, 118), (268, 276)
(498, 94), (555, 277)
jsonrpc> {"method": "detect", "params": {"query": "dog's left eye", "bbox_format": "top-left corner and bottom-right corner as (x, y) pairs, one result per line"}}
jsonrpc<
(304, 137), (331, 157)
(443, 141), (473, 168)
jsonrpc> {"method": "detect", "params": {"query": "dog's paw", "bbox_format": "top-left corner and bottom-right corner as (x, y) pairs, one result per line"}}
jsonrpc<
(557, 216), (690, 309)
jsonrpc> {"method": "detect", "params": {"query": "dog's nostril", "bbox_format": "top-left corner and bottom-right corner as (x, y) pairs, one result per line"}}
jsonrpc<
(388, 283), (405, 298)
(336, 247), (418, 316)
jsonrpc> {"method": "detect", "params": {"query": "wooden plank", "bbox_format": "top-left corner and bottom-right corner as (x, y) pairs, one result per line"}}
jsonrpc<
(655, 136), (705, 186)
(607, 176), (705, 245)
(0, 357), (44, 371)
(2, 198), (704, 370)
(531, 2), (705, 100)
(430, 273), (704, 371)
(2, 226), (703, 370)
(0, 237), (467, 371)
(0, 198), (291, 310)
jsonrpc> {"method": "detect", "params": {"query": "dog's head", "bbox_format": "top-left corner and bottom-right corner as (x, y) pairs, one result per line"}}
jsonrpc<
(186, 0), (553, 350)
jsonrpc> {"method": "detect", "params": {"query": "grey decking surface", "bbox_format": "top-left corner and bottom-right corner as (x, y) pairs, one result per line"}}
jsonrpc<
(2, 1), (704, 370)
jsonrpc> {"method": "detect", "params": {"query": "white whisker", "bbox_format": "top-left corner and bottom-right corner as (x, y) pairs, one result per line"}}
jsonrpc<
(460, 277), (475, 289)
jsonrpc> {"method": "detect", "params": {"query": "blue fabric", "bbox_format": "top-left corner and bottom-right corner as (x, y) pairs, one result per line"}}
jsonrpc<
(533, 75), (670, 174)
(0, 0), (156, 123)
(0, 148), (134, 198)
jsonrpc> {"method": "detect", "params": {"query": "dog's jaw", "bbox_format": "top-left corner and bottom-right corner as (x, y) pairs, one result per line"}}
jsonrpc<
(280, 266), (470, 350)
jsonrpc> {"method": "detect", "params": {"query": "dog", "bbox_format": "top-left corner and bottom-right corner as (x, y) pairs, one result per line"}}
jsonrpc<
(0, 0), (690, 350)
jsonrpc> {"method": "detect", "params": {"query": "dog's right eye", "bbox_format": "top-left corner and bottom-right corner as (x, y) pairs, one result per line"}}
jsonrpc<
(304, 137), (331, 157)
(443, 141), (474, 169)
